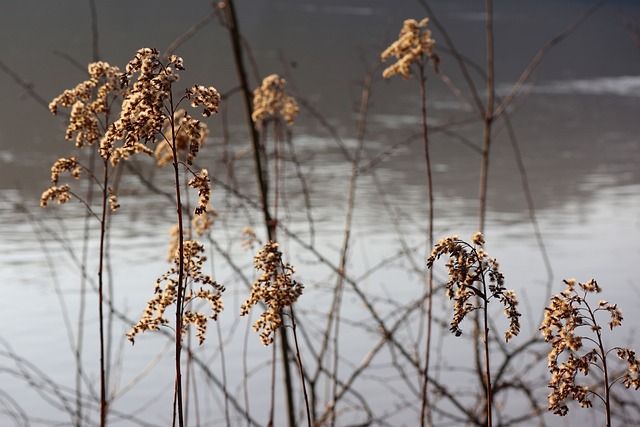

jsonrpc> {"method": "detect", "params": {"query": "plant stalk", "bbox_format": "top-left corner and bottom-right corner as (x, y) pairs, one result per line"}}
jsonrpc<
(418, 61), (435, 427)
(222, 2), (296, 425)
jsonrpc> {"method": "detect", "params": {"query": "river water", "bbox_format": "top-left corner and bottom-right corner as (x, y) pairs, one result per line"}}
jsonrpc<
(1, 1), (640, 426)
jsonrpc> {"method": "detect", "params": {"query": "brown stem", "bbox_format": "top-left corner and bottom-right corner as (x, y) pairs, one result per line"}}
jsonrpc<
(290, 307), (312, 427)
(479, 0), (495, 234)
(98, 158), (109, 427)
(222, 2), (295, 425)
(269, 339), (277, 427)
(587, 302), (612, 426)
(418, 61), (435, 427)
(482, 283), (493, 427)
(168, 93), (185, 427)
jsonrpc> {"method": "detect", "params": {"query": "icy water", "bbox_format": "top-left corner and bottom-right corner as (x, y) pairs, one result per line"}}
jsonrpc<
(1, 0), (640, 425)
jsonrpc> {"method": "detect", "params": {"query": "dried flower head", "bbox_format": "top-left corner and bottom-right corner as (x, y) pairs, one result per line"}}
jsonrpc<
(240, 241), (304, 345)
(49, 61), (121, 147)
(44, 61), (127, 210)
(108, 187), (120, 212)
(49, 156), (81, 185)
(540, 279), (640, 416)
(154, 110), (209, 167)
(252, 74), (299, 127)
(102, 48), (175, 164)
(381, 17), (437, 79)
(128, 239), (224, 345)
(427, 233), (520, 341)
(188, 169), (211, 216)
(40, 184), (72, 207)
(186, 84), (221, 118)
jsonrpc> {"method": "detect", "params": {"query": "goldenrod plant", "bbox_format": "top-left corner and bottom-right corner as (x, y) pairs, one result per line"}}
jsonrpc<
(381, 18), (439, 426)
(427, 232), (521, 426)
(540, 279), (640, 426)
(42, 60), (147, 427)
(241, 241), (310, 426)
(380, 18), (440, 426)
(43, 47), (223, 427)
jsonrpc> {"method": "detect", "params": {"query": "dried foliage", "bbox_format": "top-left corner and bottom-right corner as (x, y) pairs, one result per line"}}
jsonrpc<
(154, 109), (209, 167)
(240, 241), (304, 345)
(381, 17), (438, 79)
(427, 232), (521, 341)
(540, 279), (640, 417)
(188, 168), (211, 216)
(251, 74), (299, 127)
(127, 239), (224, 345)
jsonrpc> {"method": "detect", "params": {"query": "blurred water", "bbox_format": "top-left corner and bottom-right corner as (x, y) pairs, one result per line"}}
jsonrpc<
(1, 0), (640, 425)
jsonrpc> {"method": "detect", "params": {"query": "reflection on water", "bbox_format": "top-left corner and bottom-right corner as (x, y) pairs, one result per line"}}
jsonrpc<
(1, 0), (640, 425)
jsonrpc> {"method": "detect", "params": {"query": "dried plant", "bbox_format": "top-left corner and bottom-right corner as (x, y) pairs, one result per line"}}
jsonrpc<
(42, 60), (137, 427)
(41, 61), (138, 210)
(381, 18), (438, 80)
(540, 278), (640, 425)
(382, 16), (440, 426)
(427, 232), (521, 426)
(240, 241), (304, 346)
(154, 108), (209, 167)
(239, 240), (310, 425)
(427, 233), (520, 341)
(113, 47), (220, 427)
(251, 74), (299, 127)
(127, 239), (224, 345)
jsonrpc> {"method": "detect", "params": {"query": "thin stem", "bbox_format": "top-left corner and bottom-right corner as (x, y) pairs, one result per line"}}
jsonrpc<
(328, 69), (373, 426)
(269, 338), (277, 427)
(418, 60), (435, 427)
(98, 158), (109, 427)
(479, 0), (495, 234)
(76, 141), (96, 427)
(481, 276), (493, 427)
(168, 92), (185, 427)
(222, 2), (296, 425)
(290, 307), (312, 427)
(216, 320), (231, 426)
(586, 302), (612, 426)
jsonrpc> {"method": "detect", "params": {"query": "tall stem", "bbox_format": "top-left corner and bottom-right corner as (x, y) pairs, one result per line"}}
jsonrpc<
(479, 5), (495, 423)
(418, 61), (434, 427)
(481, 278), (493, 427)
(98, 158), (109, 427)
(168, 95), (185, 427)
(479, 0), (495, 234)
(223, 2), (295, 425)
(290, 306), (312, 427)
(589, 305), (612, 426)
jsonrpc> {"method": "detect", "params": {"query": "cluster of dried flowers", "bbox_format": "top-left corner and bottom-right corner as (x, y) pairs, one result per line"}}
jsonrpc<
(127, 240), (224, 345)
(381, 17), (438, 79)
(241, 241), (304, 345)
(540, 278), (640, 416)
(104, 48), (219, 165)
(427, 232), (521, 341)
(251, 74), (299, 127)
(154, 109), (210, 167)
(41, 61), (127, 208)
(49, 61), (121, 146)
(43, 48), (226, 346)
